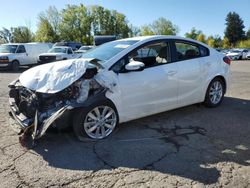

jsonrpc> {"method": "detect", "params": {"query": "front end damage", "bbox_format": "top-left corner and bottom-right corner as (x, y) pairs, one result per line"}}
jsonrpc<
(8, 58), (117, 143)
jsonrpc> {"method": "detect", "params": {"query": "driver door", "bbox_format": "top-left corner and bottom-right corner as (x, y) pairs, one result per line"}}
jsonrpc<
(114, 41), (179, 122)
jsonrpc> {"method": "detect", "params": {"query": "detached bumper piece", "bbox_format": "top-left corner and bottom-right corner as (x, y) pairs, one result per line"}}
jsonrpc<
(9, 98), (33, 134)
(9, 96), (69, 140)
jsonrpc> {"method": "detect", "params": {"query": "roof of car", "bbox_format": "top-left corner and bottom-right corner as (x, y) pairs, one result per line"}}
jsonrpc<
(117, 35), (211, 49)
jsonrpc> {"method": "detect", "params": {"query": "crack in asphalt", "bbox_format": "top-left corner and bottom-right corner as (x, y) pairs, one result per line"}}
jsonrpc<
(91, 124), (207, 173)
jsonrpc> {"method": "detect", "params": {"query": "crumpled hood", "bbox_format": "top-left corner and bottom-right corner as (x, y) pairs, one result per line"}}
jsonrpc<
(19, 58), (97, 94)
(39, 52), (66, 56)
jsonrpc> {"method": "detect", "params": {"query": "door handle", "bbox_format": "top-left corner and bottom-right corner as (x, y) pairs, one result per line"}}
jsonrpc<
(167, 70), (177, 76)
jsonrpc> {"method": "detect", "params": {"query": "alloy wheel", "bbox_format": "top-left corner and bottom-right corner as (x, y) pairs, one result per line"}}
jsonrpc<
(83, 106), (117, 139)
(209, 81), (223, 105)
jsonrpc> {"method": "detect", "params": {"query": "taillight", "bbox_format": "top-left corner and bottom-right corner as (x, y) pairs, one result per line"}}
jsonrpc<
(223, 56), (231, 65)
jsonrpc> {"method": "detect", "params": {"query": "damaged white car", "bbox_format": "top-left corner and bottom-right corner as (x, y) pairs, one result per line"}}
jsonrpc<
(8, 36), (230, 141)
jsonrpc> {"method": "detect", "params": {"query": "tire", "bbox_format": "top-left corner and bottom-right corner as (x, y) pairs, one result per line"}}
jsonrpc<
(12, 60), (20, 72)
(73, 100), (119, 141)
(204, 78), (225, 108)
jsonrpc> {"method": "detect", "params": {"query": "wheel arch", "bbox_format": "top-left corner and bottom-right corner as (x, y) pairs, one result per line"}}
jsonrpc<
(202, 74), (227, 102)
(72, 89), (120, 121)
(12, 59), (20, 64)
(212, 75), (227, 94)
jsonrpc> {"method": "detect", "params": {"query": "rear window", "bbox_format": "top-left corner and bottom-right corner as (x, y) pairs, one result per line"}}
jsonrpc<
(200, 45), (210, 57)
(175, 42), (200, 60)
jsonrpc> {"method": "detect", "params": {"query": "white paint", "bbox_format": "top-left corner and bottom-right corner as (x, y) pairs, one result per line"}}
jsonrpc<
(19, 58), (94, 94)
(16, 36), (230, 124)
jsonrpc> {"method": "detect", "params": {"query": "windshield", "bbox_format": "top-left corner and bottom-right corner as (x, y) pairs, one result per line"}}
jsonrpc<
(80, 46), (92, 50)
(0, 45), (18, 53)
(81, 40), (139, 62)
(48, 47), (67, 53)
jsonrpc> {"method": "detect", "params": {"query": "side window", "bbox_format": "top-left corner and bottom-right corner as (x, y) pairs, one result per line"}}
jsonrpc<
(111, 41), (171, 73)
(200, 45), (210, 57)
(112, 58), (127, 73)
(175, 42), (200, 61)
(68, 48), (73, 54)
(129, 42), (170, 68)
(16, 45), (26, 53)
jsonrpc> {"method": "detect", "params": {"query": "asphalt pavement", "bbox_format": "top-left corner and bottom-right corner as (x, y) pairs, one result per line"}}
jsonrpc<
(0, 61), (250, 188)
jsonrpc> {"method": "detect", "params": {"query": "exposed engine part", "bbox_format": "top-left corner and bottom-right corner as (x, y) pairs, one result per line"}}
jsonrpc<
(8, 64), (118, 142)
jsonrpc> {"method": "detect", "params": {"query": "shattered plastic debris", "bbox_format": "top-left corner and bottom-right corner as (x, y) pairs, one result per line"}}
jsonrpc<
(94, 71), (117, 92)
(77, 80), (90, 103)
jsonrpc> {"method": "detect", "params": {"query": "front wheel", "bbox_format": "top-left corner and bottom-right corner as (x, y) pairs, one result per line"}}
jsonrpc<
(73, 101), (118, 141)
(204, 78), (225, 107)
(12, 60), (20, 72)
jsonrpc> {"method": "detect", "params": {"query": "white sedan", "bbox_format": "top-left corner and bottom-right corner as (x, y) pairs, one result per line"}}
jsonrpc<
(8, 36), (230, 141)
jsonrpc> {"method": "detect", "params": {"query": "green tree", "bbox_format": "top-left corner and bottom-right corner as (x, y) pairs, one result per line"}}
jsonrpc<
(35, 6), (61, 42)
(141, 17), (178, 36)
(236, 39), (250, 48)
(11, 26), (33, 43)
(224, 12), (245, 46)
(213, 35), (223, 48)
(196, 33), (206, 43)
(45, 6), (61, 35)
(207, 36), (215, 48)
(35, 17), (57, 42)
(90, 5), (130, 38)
(246, 28), (250, 39)
(140, 25), (154, 36)
(222, 37), (230, 48)
(0, 27), (12, 43)
(59, 4), (92, 44)
(185, 27), (202, 39)
(128, 24), (140, 37)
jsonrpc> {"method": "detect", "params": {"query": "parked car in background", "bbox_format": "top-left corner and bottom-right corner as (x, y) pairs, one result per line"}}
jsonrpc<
(246, 51), (250, 59)
(0, 43), (51, 71)
(94, 35), (116, 46)
(38, 46), (77, 64)
(53, 42), (82, 51)
(226, 49), (249, 60)
(8, 36), (230, 142)
(75, 46), (93, 57)
(75, 46), (93, 53)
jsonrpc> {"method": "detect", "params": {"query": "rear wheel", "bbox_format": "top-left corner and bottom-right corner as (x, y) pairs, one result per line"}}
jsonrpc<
(204, 78), (225, 107)
(73, 100), (118, 141)
(12, 60), (20, 72)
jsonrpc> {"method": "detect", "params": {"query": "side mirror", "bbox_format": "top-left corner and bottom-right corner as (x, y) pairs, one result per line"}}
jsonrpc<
(125, 61), (145, 71)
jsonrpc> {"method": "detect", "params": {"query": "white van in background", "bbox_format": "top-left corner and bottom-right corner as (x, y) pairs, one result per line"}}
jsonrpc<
(0, 43), (51, 71)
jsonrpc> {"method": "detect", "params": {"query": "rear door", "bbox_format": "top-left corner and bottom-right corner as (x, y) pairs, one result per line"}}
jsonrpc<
(173, 40), (204, 106)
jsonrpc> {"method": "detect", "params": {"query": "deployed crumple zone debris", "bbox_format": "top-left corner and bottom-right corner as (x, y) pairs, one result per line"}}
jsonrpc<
(94, 70), (118, 92)
(8, 58), (118, 142)
(76, 80), (90, 103)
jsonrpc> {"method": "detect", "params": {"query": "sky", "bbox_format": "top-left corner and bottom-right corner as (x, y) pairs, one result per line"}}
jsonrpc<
(0, 0), (250, 37)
